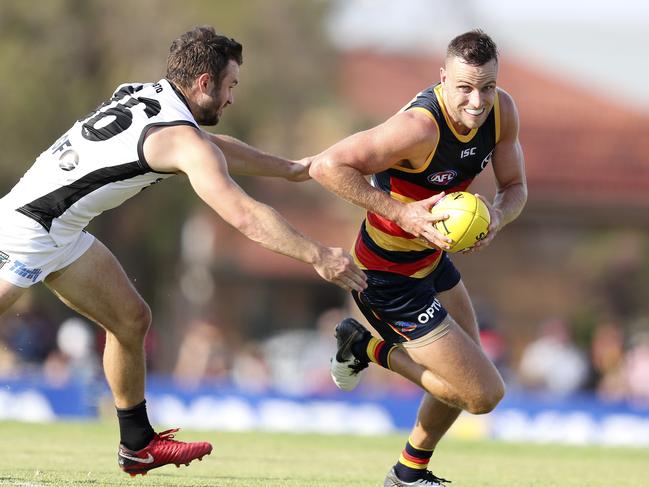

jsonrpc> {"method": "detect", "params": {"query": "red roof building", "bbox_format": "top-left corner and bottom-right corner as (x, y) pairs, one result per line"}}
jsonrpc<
(337, 50), (649, 210)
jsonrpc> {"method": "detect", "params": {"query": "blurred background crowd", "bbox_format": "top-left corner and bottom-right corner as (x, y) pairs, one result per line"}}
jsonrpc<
(2, 296), (649, 406)
(1, 0), (648, 407)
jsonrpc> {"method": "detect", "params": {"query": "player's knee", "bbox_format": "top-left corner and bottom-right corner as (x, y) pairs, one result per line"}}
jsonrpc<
(131, 300), (152, 337)
(466, 381), (505, 414)
(116, 299), (152, 340)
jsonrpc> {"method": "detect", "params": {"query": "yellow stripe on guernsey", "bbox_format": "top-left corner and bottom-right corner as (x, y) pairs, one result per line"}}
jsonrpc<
(398, 452), (428, 470)
(360, 220), (443, 278)
(364, 218), (430, 252)
(350, 247), (367, 271)
(389, 192), (416, 204)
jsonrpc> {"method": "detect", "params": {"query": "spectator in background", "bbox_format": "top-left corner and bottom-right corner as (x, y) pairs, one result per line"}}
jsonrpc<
(0, 338), (18, 377)
(173, 317), (233, 389)
(518, 317), (589, 395)
(261, 307), (346, 395)
(589, 320), (627, 400)
(230, 342), (271, 393)
(43, 318), (102, 419)
(479, 320), (511, 382)
(624, 330), (649, 405)
(0, 294), (57, 367)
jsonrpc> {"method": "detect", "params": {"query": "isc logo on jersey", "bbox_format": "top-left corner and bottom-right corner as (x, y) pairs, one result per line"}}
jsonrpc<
(428, 170), (457, 185)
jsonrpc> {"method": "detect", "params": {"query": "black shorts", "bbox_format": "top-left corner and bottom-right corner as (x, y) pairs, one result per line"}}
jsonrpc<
(352, 253), (461, 344)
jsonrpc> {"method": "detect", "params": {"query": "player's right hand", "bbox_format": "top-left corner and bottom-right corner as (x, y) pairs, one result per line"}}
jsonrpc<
(312, 246), (367, 292)
(395, 193), (453, 251)
(285, 156), (313, 182)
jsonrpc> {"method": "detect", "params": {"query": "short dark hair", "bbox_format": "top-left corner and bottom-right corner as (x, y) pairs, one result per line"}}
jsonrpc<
(166, 26), (243, 89)
(446, 29), (498, 66)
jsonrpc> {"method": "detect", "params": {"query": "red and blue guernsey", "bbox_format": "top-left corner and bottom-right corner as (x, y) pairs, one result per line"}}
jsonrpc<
(353, 83), (501, 278)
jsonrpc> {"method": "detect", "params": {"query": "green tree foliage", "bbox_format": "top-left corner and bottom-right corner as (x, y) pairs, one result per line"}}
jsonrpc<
(0, 0), (347, 338)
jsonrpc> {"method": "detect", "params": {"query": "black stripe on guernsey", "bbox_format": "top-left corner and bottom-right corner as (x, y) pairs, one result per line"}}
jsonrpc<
(137, 120), (198, 173)
(360, 222), (438, 263)
(16, 161), (148, 231)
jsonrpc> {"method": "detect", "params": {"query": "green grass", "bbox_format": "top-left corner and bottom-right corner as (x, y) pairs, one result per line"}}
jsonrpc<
(0, 421), (647, 486)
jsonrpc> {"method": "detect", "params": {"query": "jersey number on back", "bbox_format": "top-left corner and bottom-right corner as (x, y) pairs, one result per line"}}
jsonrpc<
(81, 93), (161, 142)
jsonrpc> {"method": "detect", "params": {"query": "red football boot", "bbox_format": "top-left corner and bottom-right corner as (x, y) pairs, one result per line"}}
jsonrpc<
(118, 428), (212, 477)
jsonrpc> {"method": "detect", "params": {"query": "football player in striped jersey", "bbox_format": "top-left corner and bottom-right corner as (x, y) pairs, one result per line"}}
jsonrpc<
(310, 30), (526, 486)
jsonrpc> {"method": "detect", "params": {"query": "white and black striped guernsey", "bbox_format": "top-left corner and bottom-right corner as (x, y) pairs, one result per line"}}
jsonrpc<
(0, 79), (197, 246)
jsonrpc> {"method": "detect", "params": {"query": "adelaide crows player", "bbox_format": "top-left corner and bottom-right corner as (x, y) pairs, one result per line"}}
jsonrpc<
(310, 30), (526, 486)
(0, 26), (366, 476)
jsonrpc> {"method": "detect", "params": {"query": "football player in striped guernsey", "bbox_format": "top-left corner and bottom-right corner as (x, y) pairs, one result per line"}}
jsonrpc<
(310, 30), (526, 486)
(0, 26), (366, 476)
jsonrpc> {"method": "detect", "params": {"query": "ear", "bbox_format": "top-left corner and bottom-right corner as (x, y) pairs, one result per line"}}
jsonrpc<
(196, 72), (212, 93)
(440, 66), (447, 85)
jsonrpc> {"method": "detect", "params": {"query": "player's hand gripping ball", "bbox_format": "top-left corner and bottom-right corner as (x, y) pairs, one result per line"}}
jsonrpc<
(431, 192), (490, 252)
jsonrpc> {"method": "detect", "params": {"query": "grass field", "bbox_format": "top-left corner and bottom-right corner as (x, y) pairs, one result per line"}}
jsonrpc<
(0, 421), (647, 486)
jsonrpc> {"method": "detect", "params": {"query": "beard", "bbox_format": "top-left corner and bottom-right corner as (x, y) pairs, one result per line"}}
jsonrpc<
(194, 106), (220, 126)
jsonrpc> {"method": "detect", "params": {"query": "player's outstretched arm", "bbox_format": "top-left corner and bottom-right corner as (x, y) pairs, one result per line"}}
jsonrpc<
(201, 130), (310, 181)
(145, 125), (366, 292)
(309, 111), (452, 250)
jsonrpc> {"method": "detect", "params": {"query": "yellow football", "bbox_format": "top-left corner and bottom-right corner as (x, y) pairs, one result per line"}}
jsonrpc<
(431, 192), (490, 252)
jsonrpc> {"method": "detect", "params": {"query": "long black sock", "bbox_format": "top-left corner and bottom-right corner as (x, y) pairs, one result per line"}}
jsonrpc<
(350, 333), (372, 361)
(116, 399), (155, 451)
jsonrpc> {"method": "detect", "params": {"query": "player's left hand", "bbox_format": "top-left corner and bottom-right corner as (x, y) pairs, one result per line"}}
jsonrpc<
(462, 194), (503, 253)
(312, 246), (367, 292)
(286, 157), (312, 182)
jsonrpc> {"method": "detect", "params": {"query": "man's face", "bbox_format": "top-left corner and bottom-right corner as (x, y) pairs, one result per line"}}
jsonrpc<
(194, 60), (239, 126)
(440, 56), (498, 134)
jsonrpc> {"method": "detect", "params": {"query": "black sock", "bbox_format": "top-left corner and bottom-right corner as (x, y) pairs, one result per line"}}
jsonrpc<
(351, 334), (397, 370)
(116, 399), (155, 451)
(350, 333), (372, 362)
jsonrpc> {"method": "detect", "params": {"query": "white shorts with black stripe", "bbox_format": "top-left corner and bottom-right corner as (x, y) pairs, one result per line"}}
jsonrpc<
(0, 210), (94, 288)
